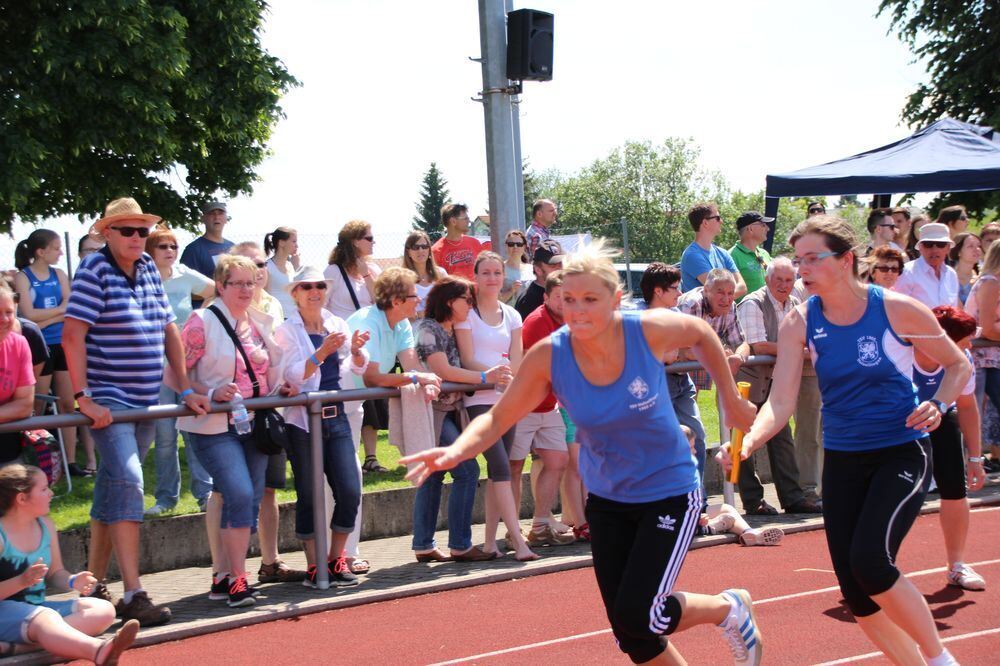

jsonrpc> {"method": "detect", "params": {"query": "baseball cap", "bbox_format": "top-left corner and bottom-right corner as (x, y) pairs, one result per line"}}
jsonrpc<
(202, 201), (227, 215)
(533, 239), (564, 265)
(735, 211), (775, 231)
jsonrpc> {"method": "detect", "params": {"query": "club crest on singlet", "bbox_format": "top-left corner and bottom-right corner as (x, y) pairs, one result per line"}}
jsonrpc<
(628, 376), (649, 399)
(857, 335), (881, 367)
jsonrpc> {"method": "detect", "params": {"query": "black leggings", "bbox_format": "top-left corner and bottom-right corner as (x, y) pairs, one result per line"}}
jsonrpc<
(930, 410), (967, 500)
(465, 404), (516, 481)
(586, 489), (701, 664)
(822, 440), (930, 617)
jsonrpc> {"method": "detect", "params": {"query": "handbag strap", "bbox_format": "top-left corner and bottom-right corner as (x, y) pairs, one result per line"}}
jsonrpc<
(337, 263), (362, 311)
(208, 305), (260, 398)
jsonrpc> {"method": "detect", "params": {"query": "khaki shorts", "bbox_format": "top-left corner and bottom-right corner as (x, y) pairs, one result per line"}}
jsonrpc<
(510, 408), (567, 461)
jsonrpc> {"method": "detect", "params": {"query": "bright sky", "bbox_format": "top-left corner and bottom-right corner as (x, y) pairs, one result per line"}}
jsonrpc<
(6, 0), (930, 261)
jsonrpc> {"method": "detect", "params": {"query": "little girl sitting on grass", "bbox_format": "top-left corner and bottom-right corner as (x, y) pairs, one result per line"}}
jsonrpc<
(0, 463), (138, 664)
(680, 426), (784, 546)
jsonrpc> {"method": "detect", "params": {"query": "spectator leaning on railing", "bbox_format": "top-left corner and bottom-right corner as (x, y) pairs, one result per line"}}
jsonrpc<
(676, 268), (748, 392)
(62, 197), (210, 627)
(0, 283), (35, 464)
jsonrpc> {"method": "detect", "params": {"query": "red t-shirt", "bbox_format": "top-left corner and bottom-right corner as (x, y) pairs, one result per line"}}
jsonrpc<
(521, 303), (561, 412)
(432, 236), (483, 281)
(0, 333), (35, 404)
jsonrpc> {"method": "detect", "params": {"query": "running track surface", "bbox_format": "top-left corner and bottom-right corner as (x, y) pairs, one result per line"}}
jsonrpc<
(126, 507), (1000, 665)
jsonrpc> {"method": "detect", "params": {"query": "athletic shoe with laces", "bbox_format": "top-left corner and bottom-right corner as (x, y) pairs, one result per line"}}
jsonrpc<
(208, 575), (229, 600)
(738, 527), (784, 547)
(527, 525), (576, 547)
(227, 575), (256, 608)
(718, 588), (762, 666)
(947, 563), (986, 591)
(330, 556), (360, 587)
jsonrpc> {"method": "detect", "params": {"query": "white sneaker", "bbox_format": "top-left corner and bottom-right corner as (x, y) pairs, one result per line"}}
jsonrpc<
(947, 563), (986, 591)
(143, 503), (170, 516)
(719, 589), (762, 665)
(739, 527), (784, 547)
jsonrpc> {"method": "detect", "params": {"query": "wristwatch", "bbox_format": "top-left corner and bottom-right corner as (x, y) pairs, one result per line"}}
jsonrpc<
(74, 388), (93, 401)
(967, 456), (985, 464)
(929, 398), (949, 415)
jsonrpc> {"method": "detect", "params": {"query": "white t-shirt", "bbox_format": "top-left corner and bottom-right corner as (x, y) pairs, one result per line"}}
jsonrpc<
(455, 302), (522, 407)
(265, 258), (296, 319)
(323, 261), (382, 320)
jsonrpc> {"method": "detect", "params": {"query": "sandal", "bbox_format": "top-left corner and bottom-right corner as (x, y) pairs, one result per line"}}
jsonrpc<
(361, 456), (390, 474)
(347, 557), (371, 575)
(95, 619), (139, 665)
(572, 522), (591, 542)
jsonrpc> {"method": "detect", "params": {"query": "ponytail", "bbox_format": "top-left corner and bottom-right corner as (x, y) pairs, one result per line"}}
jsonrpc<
(264, 227), (295, 257)
(13, 240), (31, 270)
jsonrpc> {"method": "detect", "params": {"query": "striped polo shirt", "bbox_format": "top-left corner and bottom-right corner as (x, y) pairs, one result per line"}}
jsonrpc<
(66, 246), (175, 407)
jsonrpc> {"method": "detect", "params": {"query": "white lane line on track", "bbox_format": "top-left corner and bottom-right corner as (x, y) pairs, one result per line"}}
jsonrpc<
(811, 627), (1000, 665)
(795, 568), (835, 573)
(427, 558), (1000, 665)
(970, 505), (1000, 514)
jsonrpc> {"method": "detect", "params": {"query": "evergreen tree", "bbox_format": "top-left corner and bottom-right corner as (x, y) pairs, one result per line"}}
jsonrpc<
(413, 163), (450, 240)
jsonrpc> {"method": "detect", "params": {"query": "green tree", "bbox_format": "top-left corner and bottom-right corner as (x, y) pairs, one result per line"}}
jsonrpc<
(412, 162), (450, 240)
(0, 0), (299, 232)
(878, 0), (1000, 218)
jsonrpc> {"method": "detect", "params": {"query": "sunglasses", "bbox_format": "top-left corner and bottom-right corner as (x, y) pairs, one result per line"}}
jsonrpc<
(110, 226), (151, 238)
(705, 215), (722, 222)
(296, 282), (328, 291)
(255, 261), (267, 268)
(362, 236), (375, 242)
(877, 223), (898, 229)
(156, 243), (179, 251)
(921, 241), (950, 249)
(409, 244), (430, 250)
(506, 241), (525, 247)
(874, 265), (901, 274)
(808, 208), (825, 214)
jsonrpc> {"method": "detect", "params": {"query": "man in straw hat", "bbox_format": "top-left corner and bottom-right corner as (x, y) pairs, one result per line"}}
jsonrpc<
(894, 222), (960, 309)
(63, 198), (211, 626)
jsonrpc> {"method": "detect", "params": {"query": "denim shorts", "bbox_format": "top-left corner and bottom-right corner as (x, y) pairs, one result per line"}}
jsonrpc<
(90, 400), (155, 524)
(0, 599), (77, 644)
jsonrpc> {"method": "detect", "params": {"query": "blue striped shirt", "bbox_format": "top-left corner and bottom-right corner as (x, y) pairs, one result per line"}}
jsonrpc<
(66, 246), (175, 407)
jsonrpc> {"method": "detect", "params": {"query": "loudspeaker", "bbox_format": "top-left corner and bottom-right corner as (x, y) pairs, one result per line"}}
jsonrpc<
(506, 9), (553, 82)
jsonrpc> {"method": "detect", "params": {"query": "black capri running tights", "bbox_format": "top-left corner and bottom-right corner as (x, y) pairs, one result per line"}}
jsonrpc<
(465, 405), (516, 481)
(822, 440), (930, 617)
(929, 410), (967, 500)
(586, 489), (701, 664)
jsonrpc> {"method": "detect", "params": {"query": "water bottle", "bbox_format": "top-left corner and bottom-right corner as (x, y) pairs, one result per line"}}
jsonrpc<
(231, 393), (252, 435)
(495, 353), (511, 394)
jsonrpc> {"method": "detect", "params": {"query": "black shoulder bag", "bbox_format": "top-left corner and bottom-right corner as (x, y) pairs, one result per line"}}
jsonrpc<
(208, 305), (288, 455)
(337, 263), (362, 311)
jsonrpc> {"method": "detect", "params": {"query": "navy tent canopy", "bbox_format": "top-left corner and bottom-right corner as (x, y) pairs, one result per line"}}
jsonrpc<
(765, 119), (1000, 199)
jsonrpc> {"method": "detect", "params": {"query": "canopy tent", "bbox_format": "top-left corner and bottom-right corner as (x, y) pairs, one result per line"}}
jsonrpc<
(762, 119), (1000, 247)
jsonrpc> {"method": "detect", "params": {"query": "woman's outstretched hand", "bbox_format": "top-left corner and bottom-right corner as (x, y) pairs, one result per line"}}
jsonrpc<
(399, 448), (460, 486)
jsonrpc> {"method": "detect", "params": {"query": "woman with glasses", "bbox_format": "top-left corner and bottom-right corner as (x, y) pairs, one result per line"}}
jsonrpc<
(275, 266), (370, 587)
(175, 255), (285, 609)
(865, 246), (905, 291)
(229, 242), (285, 321)
(263, 227), (300, 317)
(144, 226), (215, 516)
(725, 215), (968, 666)
(937, 205), (969, 239)
(402, 231), (446, 319)
(948, 232), (981, 305)
(500, 229), (532, 305)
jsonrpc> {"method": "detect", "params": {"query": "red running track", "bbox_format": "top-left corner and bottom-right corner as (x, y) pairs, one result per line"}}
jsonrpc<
(126, 507), (1000, 665)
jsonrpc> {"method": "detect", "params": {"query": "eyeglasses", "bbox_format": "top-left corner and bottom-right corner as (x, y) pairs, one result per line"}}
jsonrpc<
(921, 241), (950, 249)
(410, 244), (430, 250)
(666, 284), (680, 292)
(791, 251), (844, 268)
(808, 208), (826, 214)
(506, 241), (525, 247)
(224, 281), (256, 290)
(110, 226), (151, 238)
(453, 294), (475, 304)
(873, 265), (901, 274)
(404, 293), (419, 301)
(295, 282), (328, 291)
(362, 236), (375, 242)
(959, 215), (969, 221)
(155, 243), (179, 251)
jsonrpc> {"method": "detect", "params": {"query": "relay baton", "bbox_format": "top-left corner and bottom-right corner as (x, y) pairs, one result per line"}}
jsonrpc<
(728, 382), (752, 484)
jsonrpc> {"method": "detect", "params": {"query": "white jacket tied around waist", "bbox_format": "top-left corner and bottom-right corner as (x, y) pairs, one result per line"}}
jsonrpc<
(178, 300), (286, 435)
(274, 308), (369, 431)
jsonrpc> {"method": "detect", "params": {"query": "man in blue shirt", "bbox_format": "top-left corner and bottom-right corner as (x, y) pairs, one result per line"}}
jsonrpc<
(680, 202), (747, 298)
(180, 201), (234, 305)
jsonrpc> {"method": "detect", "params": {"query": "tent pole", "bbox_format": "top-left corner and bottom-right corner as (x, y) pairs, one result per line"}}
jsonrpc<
(763, 196), (780, 253)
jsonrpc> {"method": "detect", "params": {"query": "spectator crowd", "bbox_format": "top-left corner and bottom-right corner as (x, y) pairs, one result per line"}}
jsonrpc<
(0, 193), (995, 661)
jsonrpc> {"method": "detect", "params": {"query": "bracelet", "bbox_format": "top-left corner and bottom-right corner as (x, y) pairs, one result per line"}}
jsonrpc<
(410, 373), (419, 385)
(480, 371), (487, 384)
(309, 353), (322, 366)
(67, 573), (77, 589)
(179, 388), (194, 400)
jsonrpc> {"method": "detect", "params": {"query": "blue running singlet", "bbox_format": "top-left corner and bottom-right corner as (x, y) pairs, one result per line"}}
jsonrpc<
(550, 311), (699, 503)
(805, 285), (926, 451)
(912, 350), (975, 406)
(22, 267), (63, 345)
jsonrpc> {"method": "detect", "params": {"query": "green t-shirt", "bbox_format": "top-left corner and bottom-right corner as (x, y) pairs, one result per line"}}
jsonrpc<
(729, 243), (772, 301)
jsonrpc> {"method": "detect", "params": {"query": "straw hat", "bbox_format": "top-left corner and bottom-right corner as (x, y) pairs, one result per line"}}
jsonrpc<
(286, 266), (335, 295)
(89, 198), (162, 236)
(916, 222), (955, 247)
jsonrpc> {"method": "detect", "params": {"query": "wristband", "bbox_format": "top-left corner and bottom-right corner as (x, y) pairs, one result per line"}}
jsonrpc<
(67, 573), (77, 589)
(179, 389), (194, 400)
(410, 373), (419, 385)
(968, 456), (985, 464)
(480, 371), (487, 384)
(309, 353), (322, 366)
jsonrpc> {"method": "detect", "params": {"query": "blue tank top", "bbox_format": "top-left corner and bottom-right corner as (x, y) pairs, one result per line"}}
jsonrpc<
(0, 519), (52, 604)
(913, 350), (974, 407)
(22, 267), (63, 345)
(805, 285), (925, 451)
(550, 311), (699, 503)
(308, 334), (342, 392)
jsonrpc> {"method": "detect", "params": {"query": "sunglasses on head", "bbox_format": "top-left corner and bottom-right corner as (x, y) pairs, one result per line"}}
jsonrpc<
(921, 241), (950, 249)
(296, 282), (328, 291)
(409, 243), (430, 250)
(506, 241), (525, 247)
(110, 226), (151, 238)
(156, 243), (178, 251)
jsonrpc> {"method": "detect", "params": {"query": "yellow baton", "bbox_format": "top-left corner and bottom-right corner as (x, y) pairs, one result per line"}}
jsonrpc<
(729, 382), (752, 484)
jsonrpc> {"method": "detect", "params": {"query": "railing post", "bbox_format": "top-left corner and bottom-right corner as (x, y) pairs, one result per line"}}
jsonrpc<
(308, 396), (329, 590)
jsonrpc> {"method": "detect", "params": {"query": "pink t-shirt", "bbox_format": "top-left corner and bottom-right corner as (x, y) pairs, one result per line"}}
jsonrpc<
(0, 333), (35, 404)
(182, 313), (270, 398)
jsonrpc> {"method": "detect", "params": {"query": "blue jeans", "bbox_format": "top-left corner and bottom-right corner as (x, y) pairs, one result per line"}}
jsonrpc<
(185, 427), (268, 530)
(667, 372), (707, 496)
(153, 384), (213, 507)
(90, 400), (155, 524)
(411, 413), (480, 551)
(286, 416), (361, 540)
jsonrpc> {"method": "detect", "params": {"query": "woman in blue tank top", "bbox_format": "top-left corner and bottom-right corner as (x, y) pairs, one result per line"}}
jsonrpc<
(402, 240), (765, 666)
(725, 216), (970, 666)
